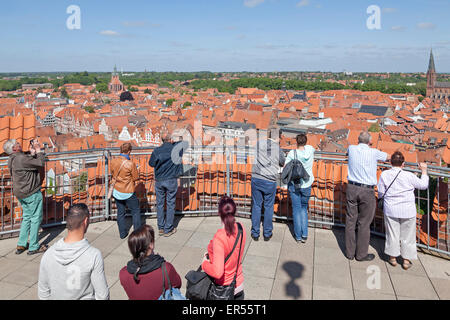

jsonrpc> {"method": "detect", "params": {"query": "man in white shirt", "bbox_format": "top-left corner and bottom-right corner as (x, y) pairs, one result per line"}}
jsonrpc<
(345, 131), (388, 261)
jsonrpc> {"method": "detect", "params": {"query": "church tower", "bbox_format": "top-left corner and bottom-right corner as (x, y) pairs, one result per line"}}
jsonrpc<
(426, 49), (437, 98)
(108, 65), (124, 93)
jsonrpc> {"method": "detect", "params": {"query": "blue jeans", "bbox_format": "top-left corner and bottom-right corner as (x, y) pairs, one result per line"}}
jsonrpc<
(114, 193), (142, 239)
(251, 177), (277, 238)
(288, 183), (311, 240)
(155, 178), (178, 233)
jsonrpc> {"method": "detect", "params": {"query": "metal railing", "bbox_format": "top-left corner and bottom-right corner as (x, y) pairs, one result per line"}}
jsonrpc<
(0, 147), (448, 257)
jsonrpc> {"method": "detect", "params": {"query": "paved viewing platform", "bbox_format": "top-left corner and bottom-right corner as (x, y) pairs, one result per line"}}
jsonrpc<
(0, 216), (449, 300)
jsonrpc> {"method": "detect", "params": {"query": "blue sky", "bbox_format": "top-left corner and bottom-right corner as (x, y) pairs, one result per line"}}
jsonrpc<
(0, 0), (449, 73)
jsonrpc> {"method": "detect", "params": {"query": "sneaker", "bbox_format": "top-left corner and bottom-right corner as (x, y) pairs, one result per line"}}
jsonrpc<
(163, 228), (177, 237)
(300, 237), (307, 243)
(263, 234), (272, 242)
(159, 229), (164, 236)
(251, 235), (259, 241)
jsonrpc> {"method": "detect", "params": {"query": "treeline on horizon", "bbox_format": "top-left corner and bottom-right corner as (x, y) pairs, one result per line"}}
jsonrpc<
(0, 71), (429, 96)
(188, 78), (427, 96)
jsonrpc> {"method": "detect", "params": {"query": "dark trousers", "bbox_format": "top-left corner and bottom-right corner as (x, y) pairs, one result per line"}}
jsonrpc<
(345, 183), (376, 260)
(155, 178), (178, 233)
(115, 193), (142, 239)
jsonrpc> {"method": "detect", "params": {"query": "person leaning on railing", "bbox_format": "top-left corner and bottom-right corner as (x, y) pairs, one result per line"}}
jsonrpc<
(149, 130), (187, 237)
(284, 133), (315, 244)
(377, 152), (429, 270)
(111, 142), (142, 239)
(250, 128), (285, 242)
(3, 138), (48, 255)
(345, 131), (389, 262)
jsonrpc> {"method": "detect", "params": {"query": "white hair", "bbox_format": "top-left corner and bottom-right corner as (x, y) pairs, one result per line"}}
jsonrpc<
(358, 132), (371, 144)
(3, 139), (17, 155)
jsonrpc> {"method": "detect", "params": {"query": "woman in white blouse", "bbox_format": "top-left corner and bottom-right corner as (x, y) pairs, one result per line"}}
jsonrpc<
(377, 151), (428, 270)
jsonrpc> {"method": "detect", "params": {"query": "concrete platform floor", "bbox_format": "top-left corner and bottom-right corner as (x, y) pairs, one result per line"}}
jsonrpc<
(0, 216), (449, 300)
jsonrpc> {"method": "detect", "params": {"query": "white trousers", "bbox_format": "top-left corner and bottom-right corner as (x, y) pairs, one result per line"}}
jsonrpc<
(384, 215), (417, 260)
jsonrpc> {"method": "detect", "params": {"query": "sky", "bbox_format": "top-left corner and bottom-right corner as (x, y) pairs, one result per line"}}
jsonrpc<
(0, 0), (449, 73)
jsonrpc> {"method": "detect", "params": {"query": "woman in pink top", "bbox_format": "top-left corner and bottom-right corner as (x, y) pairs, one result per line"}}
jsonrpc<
(201, 196), (247, 300)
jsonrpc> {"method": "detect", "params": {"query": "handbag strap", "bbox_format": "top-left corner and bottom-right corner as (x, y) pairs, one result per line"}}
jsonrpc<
(232, 223), (244, 281)
(224, 222), (243, 263)
(111, 158), (127, 185)
(161, 262), (172, 298)
(381, 170), (401, 199)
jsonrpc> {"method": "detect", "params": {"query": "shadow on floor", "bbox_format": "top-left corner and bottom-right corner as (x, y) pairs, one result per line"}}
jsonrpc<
(38, 225), (65, 246)
(281, 261), (305, 299)
(331, 227), (347, 256)
(332, 226), (386, 260)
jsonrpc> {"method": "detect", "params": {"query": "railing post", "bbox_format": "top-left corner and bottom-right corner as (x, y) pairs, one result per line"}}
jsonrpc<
(104, 150), (110, 220)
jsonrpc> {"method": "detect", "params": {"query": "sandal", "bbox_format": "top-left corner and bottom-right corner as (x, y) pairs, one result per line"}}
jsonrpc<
(388, 257), (398, 267)
(402, 260), (412, 270)
(15, 244), (29, 255)
(27, 244), (48, 256)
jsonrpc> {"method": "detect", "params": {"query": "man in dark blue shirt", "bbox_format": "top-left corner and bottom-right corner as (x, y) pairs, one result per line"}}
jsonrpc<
(149, 132), (187, 237)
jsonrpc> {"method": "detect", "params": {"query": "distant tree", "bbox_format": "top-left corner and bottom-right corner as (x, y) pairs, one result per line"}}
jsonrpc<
(60, 87), (70, 99)
(165, 98), (176, 106)
(368, 122), (381, 132)
(96, 83), (109, 93)
(144, 88), (152, 94)
(84, 106), (95, 113)
(128, 86), (138, 92)
(73, 172), (88, 192)
(120, 91), (134, 102)
(183, 101), (192, 108)
(418, 96), (425, 102)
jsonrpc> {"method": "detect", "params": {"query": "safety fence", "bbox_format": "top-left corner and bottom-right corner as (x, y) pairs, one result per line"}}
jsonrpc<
(0, 147), (448, 257)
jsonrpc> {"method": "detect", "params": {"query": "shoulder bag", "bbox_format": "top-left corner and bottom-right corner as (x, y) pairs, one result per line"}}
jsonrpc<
(378, 170), (401, 211)
(158, 262), (186, 300)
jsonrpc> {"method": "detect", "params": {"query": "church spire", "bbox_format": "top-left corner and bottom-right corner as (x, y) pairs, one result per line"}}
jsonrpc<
(428, 48), (436, 73)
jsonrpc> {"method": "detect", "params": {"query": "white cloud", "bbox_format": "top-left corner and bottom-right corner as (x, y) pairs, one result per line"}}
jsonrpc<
(352, 44), (377, 49)
(297, 0), (310, 7)
(244, 0), (264, 8)
(122, 21), (146, 27)
(382, 8), (397, 13)
(99, 30), (120, 36)
(417, 22), (436, 30)
(391, 26), (406, 31)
